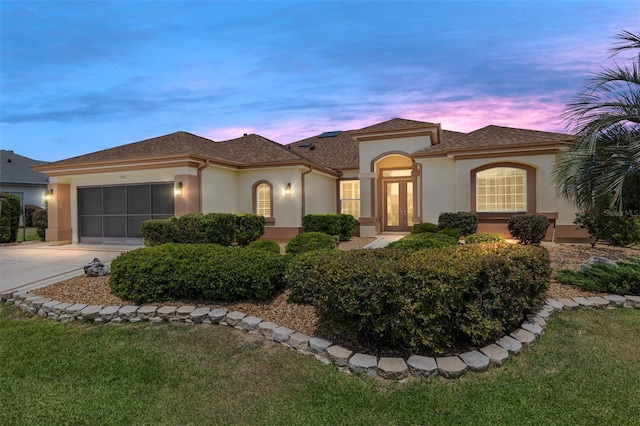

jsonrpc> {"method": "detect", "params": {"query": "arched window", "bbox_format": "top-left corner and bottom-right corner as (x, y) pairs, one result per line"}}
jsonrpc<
(253, 181), (272, 217)
(472, 164), (536, 213)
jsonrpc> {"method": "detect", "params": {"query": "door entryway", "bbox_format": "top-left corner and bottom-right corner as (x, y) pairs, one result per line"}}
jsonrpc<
(383, 179), (414, 232)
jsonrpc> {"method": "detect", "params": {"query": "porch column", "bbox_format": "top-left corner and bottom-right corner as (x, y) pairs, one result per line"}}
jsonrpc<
(174, 174), (200, 216)
(358, 172), (378, 237)
(45, 183), (72, 245)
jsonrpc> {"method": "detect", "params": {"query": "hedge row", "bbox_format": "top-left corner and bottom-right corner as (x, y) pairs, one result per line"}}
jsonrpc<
(140, 213), (265, 246)
(386, 232), (458, 251)
(0, 193), (21, 244)
(286, 244), (550, 354)
(302, 214), (358, 241)
(285, 231), (337, 255)
(109, 244), (286, 303)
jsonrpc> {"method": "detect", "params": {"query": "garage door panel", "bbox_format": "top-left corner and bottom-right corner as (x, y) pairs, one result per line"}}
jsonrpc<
(104, 216), (127, 237)
(152, 184), (174, 215)
(127, 216), (148, 238)
(79, 188), (102, 215)
(80, 216), (102, 237)
(128, 185), (151, 214)
(103, 187), (126, 215)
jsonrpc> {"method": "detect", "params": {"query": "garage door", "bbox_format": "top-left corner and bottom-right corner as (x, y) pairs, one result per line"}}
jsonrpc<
(78, 183), (174, 244)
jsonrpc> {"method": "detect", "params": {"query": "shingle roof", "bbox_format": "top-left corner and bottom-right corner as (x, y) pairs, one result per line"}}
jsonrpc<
(352, 118), (439, 134)
(0, 150), (48, 185)
(286, 130), (360, 170)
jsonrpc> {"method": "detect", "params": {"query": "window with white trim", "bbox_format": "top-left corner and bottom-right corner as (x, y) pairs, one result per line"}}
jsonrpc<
(340, 180), (360, 219)
(256, 182), (271, 217)
(476, 167), (526, 212)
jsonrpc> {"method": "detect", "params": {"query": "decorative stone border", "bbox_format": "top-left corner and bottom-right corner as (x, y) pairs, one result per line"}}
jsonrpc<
(2, 290), (639, 380)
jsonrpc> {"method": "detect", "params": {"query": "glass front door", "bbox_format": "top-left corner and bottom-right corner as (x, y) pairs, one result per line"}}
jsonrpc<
(383, 180), (414, 232)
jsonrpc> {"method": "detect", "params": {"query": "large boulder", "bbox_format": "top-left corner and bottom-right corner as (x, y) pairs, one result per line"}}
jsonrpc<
(580, 256), (617, 273)
(84, 258), (110, 277)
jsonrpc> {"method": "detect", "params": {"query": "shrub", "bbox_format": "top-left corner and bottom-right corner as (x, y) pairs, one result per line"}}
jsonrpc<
(604, 215), (640, 247)
(141, 219), (171, 246)
(235, 214), (266, 246)
(508, 214), (549, 245)
(169, 213), (236, 246)
(386, 232), (458, 251)
(302, 214), (358, 241)
(109, 243), (286, 303)
(285, 232), (337, 255)
(465, 233), (506, 244)
(246, 239), (281, 254)
(554, 258), (640, 295)
(438, 228), (460, 240)
(0, 193), (21, 243)
(24, 205), (41, 228)
(287, 244), (550, 354)
(438, 212), (478, 236)
(411, 222), (439, 234)
(32, 207), (48, 241)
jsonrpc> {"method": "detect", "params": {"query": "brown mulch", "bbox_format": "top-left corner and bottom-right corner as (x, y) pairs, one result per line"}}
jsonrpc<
(31, 239), (639, 338)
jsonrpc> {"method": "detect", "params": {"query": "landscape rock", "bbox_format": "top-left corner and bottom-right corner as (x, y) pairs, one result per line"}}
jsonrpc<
(308, 337), (332, 356)
(625, 295), (640, 308)
(436, 356), (467, 379)
(557, 298), (580, 309)
(225, 311), (246, 327)
(496, 335), (523, 355)
(459, 350), (490, 372)
(208, 308), (228, 323)
(258, 321), (278, 339)
(348, 353), (378, 376)
(580, 256), (616, 273)
(587, 296), (610, 309)
(603, 295), (627, 307)
(521, 321), (543, 337)
(545, 299), (564, 311)
(289, 333), (310, 351)
(407, 355), (438, 377)
(479, 344), (509, 366)
(190, 307), (211, 324)
(572, 297), (594, 308)
(273, 326), (294, 343)
(137, 306), (158, 320)
(176, 306), (195, 319)
(327, 345), (353, 367)
(157, 306), (177, 319)
(241, 315), (262, 331)
(84, 258), (110, 277)
(377, 357), (408, 380)
(80, 305), (102, 320)
(99, 306), (120, 321)
(511, 328), (536, 347)
(118, 305), (139, 319)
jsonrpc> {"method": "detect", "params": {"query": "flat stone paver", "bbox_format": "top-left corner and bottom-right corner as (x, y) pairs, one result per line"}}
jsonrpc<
(157, 306), (177, 318)
(31, 298), (50, 309)
(511, 329), (536, 347)
(66, 303), (88, 316)
(521, 321), (543, 337)
(273, 326), (294, 343)
(603, 295), (627, 307)
(436, 356), (467, 379)
(208, 308), (228, 323)
(572, 297), (594, 308)
(176, 306), (195, 318)
(496, 335), (523, 355)
(190, 307), (211, 323)
(52, 302), (72, 315)
(309, 337), (332, 355)
(349, 353), (378, 376)
(99, 306), (120, 320)
(137, 306), (158, 319)
(588, 296), (610, 309)
(459, 350), (490, 372)
(557, 298), (580, 309)
(407, 355), (438, 377)
(327, 345), (353, 367)
(624, 295), (640, 308)
(377, 357), (408, 380)
(225, 311), (246, 327)
(241, 316), (262, 331)
(545, 299), (564, 311)
(534, 308), (553, 318)
(258, 322), (278, 339)
(480, 343), (509, 366)
(289, 333), (311, 350)
(80, 305), (102, 320)
(118, 305), (139, 319)
(42, 300), (63, 312)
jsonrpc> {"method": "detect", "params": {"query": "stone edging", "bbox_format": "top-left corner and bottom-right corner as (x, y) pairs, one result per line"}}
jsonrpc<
(2, 290), (639, 380)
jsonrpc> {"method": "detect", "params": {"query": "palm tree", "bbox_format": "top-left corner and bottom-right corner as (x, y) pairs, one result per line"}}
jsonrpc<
(554, 30), (640, 212)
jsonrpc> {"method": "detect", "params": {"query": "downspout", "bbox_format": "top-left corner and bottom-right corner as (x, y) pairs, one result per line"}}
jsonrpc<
(197, 159), (210, 212)
(301, 165), (313, 217)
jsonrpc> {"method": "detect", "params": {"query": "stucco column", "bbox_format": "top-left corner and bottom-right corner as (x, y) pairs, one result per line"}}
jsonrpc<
(45, 183), (72, 245)
(358, 173), (378, 237)
(174, 175), (200, 216)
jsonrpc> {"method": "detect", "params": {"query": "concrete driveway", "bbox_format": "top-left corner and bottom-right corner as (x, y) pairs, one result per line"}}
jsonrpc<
(0, 242), (140, 294)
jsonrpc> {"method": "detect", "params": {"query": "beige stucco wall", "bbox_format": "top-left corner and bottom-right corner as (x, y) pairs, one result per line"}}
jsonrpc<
(304, 171), (337, 215)
(417, 157), (457, 223)
(358, 135), (432, 172)
(201, 166), (238, 213)
(50, 166), (193, 243)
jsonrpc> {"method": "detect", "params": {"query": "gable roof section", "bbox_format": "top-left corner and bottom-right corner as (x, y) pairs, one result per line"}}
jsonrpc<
(0, 150), (48, 185)
(352, 118), (439, 133)
(414, 125), (574, 158)
(285, 130), (360, 171)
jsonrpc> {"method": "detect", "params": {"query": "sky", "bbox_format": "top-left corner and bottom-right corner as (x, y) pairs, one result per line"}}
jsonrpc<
(1, 0), (638, 162)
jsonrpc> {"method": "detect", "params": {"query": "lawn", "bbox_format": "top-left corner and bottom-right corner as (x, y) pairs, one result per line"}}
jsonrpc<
(15, 227), (41, 242)
(1, 304), (639, 425)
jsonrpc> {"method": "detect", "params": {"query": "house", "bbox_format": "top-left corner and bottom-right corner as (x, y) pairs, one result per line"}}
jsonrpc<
(34, 118), (587, 245)
(1, 150), (49, 223)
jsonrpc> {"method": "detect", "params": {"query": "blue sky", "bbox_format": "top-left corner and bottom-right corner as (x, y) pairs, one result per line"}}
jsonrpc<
(1, 0), (638, 162)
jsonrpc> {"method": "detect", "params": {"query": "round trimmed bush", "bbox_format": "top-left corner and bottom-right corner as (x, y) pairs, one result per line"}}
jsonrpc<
(438, 228), (460, 240)
(508, 214), (549, 245)
(246, 239), (281, 254)
(465, 233), (506, 244)
(285, 232), (337, 255)
(411, 222), (439, 234)
(386, 232), (457, 251)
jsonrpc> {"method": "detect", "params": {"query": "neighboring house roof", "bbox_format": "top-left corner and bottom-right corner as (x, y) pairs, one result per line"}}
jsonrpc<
(0, 150), (48, 185)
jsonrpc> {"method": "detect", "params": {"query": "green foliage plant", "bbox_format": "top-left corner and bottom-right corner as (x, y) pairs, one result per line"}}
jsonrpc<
(386, 232), (457, 251)
(465, 232), (506, 244)
(508, 214), (550, 245)
(109, 243), (286, 303)
(554, 257), (640, 295)
(438, 228), (460, 240)
(286, 244), (550, 354)
(234, 214), (266, 246)
(140, 219), (171, 246)
(246, 239), (281, 254)
(575, 209), (640, 247)
(285, 232), (337, 255)
(437, 212), (478, 236)
(302, 214), (358, 241)
(410, 222), (439, 234)
(0, 193), (21, 243)
(32, 206), (48, 241)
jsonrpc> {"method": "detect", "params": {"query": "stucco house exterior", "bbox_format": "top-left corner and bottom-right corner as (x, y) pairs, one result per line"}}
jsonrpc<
(1, 150), (49, 223)
(34, 118), (587, 245)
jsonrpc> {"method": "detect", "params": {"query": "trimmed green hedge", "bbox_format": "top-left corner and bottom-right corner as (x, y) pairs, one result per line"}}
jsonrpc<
(33, 207), (48, 241)
(109, 244), (286, 303)
(411, 222), (439, 234)
(508, 214), (549, 245)
(386, 232), (458, 251)
(554, 257), (640, 295)
(302, 214), (358, 241)
(234, 214), (266, 246)
(465, 233), (506, 244)
(438, 212), (478, 236)
(0, 193), (21, 243)
(246, 239), (281, 254)
(286, 244), (550, 354)
(285, 232), (337, 255)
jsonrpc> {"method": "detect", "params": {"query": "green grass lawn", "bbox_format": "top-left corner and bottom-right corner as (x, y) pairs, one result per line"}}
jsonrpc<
(1, 305), (639, 425)
(15, 227), (41, 242)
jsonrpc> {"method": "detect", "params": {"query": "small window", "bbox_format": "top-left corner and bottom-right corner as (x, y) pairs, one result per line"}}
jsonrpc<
(476, 167), (526, 212)
(255, 182), (272, 217)
(382, 169), (412, 177)
(340, 180), (360, 219)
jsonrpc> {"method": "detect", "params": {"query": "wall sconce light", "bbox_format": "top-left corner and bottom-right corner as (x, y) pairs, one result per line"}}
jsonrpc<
(44, 189), (53, 202)
(284, 182), (292, 196)
(173, 181), (183, 196)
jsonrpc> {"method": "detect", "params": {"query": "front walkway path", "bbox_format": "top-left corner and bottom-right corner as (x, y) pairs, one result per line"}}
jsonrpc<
(363, 234), (406, 249)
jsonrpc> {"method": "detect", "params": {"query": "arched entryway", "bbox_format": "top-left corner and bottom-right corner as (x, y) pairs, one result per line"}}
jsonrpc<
(376, 154), (416, 232)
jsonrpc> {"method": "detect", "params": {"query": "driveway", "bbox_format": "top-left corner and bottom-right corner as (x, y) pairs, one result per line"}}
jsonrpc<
(0, 243), (139, 294)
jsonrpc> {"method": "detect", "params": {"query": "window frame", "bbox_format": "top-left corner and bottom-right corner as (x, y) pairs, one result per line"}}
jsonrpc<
(470, 163), (536, 218)
(339, 179), (361, 219)
(252, 180), (274, 222)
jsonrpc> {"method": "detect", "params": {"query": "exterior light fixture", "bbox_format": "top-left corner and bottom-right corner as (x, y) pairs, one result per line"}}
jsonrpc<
(284, 182), (292, 196)
(174, 181), (183, 196)
(44, 189), (53, 202)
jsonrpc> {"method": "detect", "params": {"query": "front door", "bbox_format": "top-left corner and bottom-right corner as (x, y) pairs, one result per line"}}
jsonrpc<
(383, 179), (414, 232)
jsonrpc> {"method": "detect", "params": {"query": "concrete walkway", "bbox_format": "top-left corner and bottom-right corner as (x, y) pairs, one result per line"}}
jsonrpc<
(363, 234), (406, 249)
(0, 242), (139, 293)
